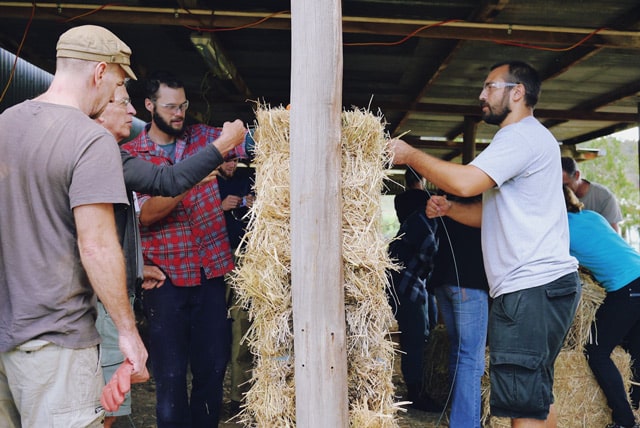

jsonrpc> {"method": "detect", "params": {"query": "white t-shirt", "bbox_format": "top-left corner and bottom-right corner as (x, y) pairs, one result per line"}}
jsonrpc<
(470, 116), (578, 298)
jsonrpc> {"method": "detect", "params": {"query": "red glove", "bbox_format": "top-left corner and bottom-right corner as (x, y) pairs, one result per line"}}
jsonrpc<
(100, 360), (133, 412)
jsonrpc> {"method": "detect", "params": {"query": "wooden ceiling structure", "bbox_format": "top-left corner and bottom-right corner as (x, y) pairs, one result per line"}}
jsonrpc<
(1, 1), (640, 165)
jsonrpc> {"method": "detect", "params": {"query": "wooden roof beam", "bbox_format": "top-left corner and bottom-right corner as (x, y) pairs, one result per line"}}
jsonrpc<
(1, 3), (640, 49)
(391, 0), (511, 135)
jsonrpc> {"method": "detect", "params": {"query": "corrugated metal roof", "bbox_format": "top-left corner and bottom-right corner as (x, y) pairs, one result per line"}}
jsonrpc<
(0, 1), (638, 162)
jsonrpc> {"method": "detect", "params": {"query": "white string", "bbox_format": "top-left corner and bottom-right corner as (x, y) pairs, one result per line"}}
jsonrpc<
(406, 165), (463, 426)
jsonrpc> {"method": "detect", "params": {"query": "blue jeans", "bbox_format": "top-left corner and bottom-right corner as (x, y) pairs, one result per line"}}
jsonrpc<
(434, 285), (488, 428)
(143, 270), (231, 428)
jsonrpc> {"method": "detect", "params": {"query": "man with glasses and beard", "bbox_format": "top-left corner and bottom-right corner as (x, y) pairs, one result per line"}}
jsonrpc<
(389, 61), (580, 427)
(121, 71), (251, 427)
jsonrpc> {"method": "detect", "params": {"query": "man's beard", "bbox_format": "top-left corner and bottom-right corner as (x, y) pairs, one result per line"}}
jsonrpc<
(481, 92), (512, 126)
(482, 103), (511, 126)
(153, 110), (185, 137)
(218, 168), (232, 179)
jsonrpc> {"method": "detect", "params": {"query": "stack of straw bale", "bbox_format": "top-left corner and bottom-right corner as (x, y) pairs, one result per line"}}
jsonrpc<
(232, 106), (296, 427)
(481, 270), (631, 427)
(231, 105), (400, 427)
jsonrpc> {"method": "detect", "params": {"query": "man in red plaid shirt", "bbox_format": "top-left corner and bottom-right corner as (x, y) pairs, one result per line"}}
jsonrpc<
(122, 71), (250, 428)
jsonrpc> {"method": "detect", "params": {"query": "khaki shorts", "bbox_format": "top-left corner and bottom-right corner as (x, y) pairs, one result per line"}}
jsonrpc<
(96, 300), (132, 417)
(0, 340), (105, 427)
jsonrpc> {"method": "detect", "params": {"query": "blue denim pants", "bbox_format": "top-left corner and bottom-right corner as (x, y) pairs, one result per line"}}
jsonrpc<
(434, 285), (488, 428)
(142, 270), (231, 428)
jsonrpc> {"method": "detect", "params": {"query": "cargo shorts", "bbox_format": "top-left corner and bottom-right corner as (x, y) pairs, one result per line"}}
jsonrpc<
(488, 271), (580, 420)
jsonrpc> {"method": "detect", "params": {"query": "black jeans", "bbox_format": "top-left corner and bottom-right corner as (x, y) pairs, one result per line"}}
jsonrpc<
(585, 276), (640, 426)
(143, 270), (231, 428)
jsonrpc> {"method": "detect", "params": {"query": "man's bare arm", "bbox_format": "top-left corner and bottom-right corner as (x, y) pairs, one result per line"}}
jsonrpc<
(74, 203), (149, 381)
(138, 193), (188, 226)
(390, 138), (495, 197)
(426, 195), (482, 227)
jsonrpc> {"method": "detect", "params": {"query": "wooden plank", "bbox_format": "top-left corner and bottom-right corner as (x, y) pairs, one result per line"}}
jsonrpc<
(289, 1), (348, 427)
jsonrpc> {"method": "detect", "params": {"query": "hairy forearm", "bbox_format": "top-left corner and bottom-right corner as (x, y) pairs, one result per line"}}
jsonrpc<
(75, 204), (137, 334)
(408, 150), (484, 197)
(138, 193), (187, 226)
(391, 140), (494, 197)
(446, 200), (483, 227)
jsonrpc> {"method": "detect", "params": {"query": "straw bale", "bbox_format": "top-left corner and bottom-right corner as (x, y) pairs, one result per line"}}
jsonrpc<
(422, 324), (452, 406)
(563, 269), (605, 351)
(231, 106), (296, 427)
(481, 347), (632, 427)
(341, 109), (398, 427)
(231, 105), (400, 427)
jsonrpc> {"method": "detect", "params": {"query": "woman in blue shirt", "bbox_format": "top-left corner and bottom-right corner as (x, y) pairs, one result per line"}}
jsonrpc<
(564, 185), (640, 428)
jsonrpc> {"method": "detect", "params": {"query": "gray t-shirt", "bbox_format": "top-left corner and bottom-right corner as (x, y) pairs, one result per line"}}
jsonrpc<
(0, 100), (128, 352)
(470, 116), (578, 298)
(580, 180), (623, 226)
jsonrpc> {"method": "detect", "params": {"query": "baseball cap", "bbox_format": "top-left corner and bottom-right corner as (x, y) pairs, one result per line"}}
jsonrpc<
(56, 25), (136, 80)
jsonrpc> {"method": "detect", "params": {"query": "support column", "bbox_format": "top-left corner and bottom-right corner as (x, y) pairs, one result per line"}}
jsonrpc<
(462, 115), (479, 164)
(290, 1), (349, 427)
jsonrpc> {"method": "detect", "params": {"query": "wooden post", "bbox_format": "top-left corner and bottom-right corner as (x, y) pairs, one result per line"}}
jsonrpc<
(462, 115), (478, 164)
(289, 1), (349, 427)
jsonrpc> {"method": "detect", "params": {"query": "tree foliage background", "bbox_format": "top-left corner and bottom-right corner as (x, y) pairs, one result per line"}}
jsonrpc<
(577, 135), (640, 249)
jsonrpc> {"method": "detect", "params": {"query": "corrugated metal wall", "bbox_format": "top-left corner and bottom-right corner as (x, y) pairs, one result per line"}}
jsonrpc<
(0, 47), (145, 140)
(0, 48), (52, 113)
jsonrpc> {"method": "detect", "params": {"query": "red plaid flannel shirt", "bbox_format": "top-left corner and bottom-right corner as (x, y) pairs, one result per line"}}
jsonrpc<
(121, 124), (234, 286)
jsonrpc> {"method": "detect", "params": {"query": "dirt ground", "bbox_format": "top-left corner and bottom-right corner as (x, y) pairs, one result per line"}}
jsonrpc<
(112, 359), (446, 428)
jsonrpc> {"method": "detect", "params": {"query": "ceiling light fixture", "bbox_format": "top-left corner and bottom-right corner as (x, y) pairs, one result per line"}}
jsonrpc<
(190, 32), (253, 100)
(190, 32), (236, 80)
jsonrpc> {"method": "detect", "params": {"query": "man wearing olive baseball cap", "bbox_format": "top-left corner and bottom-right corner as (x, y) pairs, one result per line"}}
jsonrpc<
(0, 25), (148, 427)
(56, 24), (137, 81)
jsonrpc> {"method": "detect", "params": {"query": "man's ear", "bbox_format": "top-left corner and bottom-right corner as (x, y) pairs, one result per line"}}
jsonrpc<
(511, 83), (525, 102)
(94, 62), (109, 86)
(144, 98), (154, 114)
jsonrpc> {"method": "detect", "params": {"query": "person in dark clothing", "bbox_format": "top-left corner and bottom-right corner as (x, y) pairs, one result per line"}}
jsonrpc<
(429, 193), (489, 428)
(388, 168), (442, 413)
(217, 157), (255, 414)
(394, 167), (429, 224)
(218, 158), (254, 251)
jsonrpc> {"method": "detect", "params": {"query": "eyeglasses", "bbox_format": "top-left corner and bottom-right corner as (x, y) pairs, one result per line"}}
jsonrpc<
(154, 100), (189, 113)
(482, 82), (519, 91)
(112, 97), (132, 107)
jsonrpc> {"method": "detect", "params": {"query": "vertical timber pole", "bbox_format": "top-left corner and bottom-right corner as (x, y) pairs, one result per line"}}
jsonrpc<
(462, 115), (478, 164)
(290, 1), (349, 427)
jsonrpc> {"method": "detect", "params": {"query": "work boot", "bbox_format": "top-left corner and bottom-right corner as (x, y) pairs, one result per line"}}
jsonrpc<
(406, 383), (444, 413)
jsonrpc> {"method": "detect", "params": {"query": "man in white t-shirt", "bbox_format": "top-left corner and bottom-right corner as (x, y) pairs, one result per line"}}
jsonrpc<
(390, 61), (580, 428)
